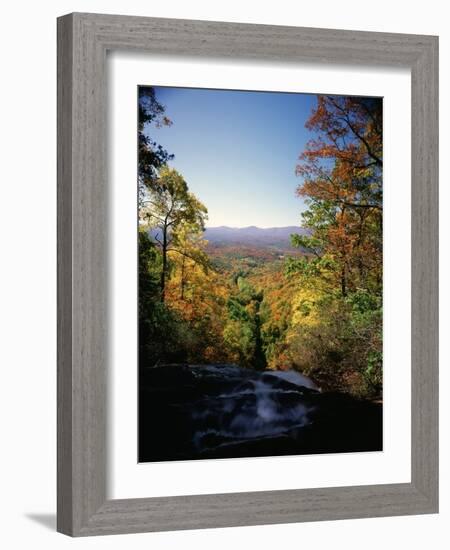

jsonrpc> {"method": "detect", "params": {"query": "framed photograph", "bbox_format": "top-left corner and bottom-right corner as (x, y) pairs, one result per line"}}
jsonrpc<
(57, 13), (438, 536)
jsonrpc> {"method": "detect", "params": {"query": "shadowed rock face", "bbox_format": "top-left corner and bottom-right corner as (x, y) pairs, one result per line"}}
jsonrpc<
(139, 364), (382, 463)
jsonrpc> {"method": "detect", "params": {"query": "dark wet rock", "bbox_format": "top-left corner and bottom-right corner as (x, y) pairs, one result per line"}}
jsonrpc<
(139, 364), (382, 462)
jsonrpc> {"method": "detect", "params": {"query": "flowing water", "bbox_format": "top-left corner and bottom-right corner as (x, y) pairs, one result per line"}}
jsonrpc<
(139, 364), (382, 462)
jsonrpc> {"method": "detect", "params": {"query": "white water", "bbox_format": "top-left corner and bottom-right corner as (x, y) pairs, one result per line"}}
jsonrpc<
(190, 368), (318, 449)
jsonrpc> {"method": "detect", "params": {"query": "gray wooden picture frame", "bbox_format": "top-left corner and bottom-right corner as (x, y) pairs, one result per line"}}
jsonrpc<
(57, 12), (439, 537)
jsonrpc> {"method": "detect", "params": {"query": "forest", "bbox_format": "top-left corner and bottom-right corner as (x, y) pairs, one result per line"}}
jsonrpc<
(138, 88), (382, 401)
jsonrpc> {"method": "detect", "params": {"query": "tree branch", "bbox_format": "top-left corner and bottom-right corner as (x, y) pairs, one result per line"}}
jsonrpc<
(327, 97), (382, 167)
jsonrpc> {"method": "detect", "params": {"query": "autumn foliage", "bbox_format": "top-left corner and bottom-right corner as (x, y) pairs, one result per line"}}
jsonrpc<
(287, 95), (383, 395)
(138, 89), (383, 399)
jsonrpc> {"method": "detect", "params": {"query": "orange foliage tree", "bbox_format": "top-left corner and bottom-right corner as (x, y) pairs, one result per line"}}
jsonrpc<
(287, 96), (383, 397)
(292, 96), (382, 297)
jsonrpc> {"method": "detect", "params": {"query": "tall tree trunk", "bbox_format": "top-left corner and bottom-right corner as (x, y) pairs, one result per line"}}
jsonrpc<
(356, 209), (366, 283)
(341, 264), (347, 297)
(160, 225), (167, 302)
(180, 253), (186, 300)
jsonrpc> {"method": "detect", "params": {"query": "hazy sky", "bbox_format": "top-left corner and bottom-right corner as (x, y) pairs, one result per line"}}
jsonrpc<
(145, 86), (318, 228)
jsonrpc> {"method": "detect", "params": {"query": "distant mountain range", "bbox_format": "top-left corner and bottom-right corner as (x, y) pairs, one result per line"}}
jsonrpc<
(148, 225), (309, 250)
(204, 226), (308, 249)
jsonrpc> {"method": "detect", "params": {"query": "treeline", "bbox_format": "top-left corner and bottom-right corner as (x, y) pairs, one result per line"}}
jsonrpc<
(283, 96), (383, 397)
(138, 88), (224, 367)
(138, 88), (382, 399)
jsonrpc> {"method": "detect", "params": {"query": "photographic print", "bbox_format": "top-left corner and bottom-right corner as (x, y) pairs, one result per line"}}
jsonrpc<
(138, 86), (383, 462)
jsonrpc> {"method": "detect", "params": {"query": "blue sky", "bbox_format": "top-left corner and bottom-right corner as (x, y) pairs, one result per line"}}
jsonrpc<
(145, 86), (318, 228)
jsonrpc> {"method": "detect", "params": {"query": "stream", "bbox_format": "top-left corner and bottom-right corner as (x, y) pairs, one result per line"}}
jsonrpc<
(139, 364), (382, 462)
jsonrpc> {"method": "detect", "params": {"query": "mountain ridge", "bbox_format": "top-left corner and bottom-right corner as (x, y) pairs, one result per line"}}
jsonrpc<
(203, 225), (308, 249)
(148, 225), (309, 250)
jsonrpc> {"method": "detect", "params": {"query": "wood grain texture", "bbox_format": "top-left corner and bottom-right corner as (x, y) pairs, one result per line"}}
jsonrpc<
(410, 37), (439, 506)
(57, 13), (74, 535)
(57, 12), (439, 536)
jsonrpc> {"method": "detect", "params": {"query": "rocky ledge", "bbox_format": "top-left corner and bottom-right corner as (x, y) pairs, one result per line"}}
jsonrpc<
(139, 364), (382, 462)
